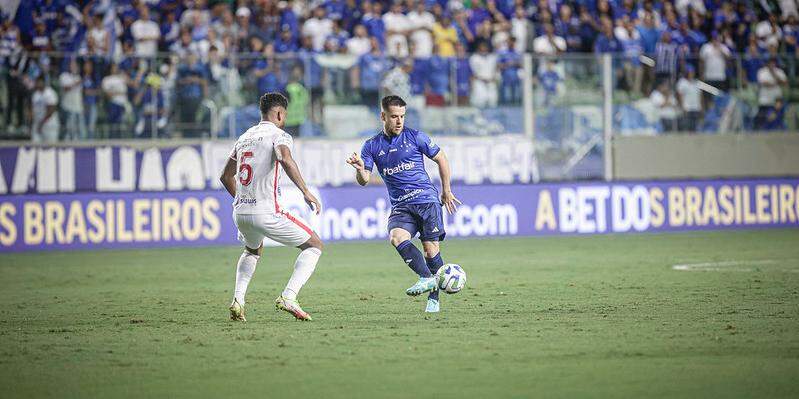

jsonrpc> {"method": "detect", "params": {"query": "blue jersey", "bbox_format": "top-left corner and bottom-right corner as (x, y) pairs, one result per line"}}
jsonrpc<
(360, 127), (441, 207)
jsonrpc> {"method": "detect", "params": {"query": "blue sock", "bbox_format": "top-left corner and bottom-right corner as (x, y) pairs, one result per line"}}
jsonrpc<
(396, 240), (432, 278)
(426, 253), (444, 301)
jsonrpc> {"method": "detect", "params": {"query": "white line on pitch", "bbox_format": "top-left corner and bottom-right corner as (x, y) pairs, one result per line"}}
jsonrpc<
(671, 259), (799, 272)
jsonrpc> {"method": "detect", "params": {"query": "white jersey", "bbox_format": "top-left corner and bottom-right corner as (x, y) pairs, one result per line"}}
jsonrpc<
(229, 121), (294, 215)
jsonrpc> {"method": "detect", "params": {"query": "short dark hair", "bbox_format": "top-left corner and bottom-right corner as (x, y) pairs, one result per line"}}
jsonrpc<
(260, 92), (288, 115)
(381, 95), (406, 111)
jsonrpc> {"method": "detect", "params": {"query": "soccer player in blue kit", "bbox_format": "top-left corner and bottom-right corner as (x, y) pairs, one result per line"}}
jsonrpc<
(346, 95), (461, 313)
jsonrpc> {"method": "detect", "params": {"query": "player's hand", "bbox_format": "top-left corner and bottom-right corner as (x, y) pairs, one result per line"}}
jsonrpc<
(346, 152), (365, 170)
(304, 192), (322, 215)
(441, 191), (462, 215)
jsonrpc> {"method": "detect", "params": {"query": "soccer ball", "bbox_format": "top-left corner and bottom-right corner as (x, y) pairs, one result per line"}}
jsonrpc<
(437, 264), (466, 294)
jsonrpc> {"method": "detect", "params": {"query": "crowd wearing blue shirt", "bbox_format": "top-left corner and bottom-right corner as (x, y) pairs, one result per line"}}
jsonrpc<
(1, 0), (797, 140)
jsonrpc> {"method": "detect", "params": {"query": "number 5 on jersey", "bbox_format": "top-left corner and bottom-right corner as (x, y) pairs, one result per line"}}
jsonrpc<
(239, 151), (254, 186)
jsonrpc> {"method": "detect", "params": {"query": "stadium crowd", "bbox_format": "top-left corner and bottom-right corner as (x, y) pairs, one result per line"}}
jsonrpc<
(0, 0), (796, 140)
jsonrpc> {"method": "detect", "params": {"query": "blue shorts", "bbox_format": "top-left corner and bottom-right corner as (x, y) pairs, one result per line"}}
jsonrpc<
(388, 202), (446, 242)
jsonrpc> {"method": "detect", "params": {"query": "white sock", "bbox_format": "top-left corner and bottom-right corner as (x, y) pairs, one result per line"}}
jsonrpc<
(282, 247), (322, 300)
(233, 252), (259, 305)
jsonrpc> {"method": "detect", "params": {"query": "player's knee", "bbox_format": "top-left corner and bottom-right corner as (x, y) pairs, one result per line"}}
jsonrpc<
(389, 229), (411, 247)
(304, 234), (324, 251)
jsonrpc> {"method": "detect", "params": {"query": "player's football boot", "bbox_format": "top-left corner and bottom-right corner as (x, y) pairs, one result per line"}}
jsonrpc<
(425, 298), (440, 313)
(406, 276), (438, 296)
(275, 296), (313, 321)
(229, 299), (246, 322)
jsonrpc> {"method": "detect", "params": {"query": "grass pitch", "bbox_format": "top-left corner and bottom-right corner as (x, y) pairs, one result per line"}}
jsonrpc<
(1, 230), (798, 398)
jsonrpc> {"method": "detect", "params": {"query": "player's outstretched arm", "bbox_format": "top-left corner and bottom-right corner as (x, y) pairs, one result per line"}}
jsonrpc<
(346, 152), (371, 186)
(432, 151), (462, 214)
(220, 156), (237, 198)
(277, 145), (322, 215)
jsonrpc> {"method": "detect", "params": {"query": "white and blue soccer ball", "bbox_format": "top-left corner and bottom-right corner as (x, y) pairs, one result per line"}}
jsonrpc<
(437, 264), (466, 294)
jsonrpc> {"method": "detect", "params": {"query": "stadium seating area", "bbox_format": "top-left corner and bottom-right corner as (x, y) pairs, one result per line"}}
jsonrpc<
(1, 0), (797, 140)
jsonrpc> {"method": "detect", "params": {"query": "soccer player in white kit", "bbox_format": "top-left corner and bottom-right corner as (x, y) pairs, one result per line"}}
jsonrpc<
(219, 93), (324, 321)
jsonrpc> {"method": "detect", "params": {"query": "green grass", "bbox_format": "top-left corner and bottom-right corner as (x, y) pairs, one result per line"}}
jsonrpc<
(1, 230), (799, 398)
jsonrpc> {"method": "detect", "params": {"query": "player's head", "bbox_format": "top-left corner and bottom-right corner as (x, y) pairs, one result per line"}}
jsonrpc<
(380, 95), (406, 136)
(259, 92), (289, 128)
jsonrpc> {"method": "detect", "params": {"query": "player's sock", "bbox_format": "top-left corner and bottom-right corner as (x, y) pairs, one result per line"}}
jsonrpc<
(282, 247), (322, 300)
(426, 253), (444, 301)
(396, 240), (432, 278)
(234, 252), (260, 305)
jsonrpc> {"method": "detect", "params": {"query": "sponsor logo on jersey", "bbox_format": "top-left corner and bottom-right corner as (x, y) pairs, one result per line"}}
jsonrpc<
(389, 148), (398, 153)
(383, 161), (415, 176)
(395, 189), (424, 202)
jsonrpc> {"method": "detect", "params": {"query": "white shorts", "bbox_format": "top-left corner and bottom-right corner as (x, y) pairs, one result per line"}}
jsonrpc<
(234, 212), (313, 249)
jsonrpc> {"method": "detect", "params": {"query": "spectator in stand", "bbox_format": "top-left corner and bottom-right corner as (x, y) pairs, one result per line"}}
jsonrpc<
(454, 42), (472, 106)
(325, 19), (350, 53)
(32, 22), (52, 52)
(784, 15), (798, 77)
(295, 35), (323, 123)
(180, 0), (210, 29)
(675, 65), (703, 132)
(408, 1), (435, 59)
(537, 58), (562, 106)
(433, 13), (458, 57)
(303, 7), (333, 51)
(176, 53), (209, 137)
(213, 9), (238, 42)
(762, 98), (786, 131)
(577, 5), (599, 52)
(354, 43), (390, 109)
(755, 57), (788, 129)
(453, 8), (475, 49)
(675, 0), (706, 18)
(4, 34), (27, 133)
(102, 63), (129, 138)
(131, 5), (160, 59)
(533, 23), (566, 56)
(31, 76), (59, 142)
(346, 24), (372, 56)
(341, 0), (363, 33)
(426, 47), (450, 106)
(698, 32), (731, 104)
(275, 25), (299, 54)
(284, 65), (309, 137)
(614, 0), (637, 21)
(594, 16), (621, 54)
(86, 14), (109, 57)
(134, 72), (167, 138)
(169, 28), (193, 60)
(381, 59), (412, 100)
(498, 36), (522, 104)
(236, 7), (254, 49)
(556, 4), (582, 52)
(616, 16), (644, 95)
(383, 1), (409, 58)
(511, 6), (531, 53)
(160, 11), (181, 52)
(637, 0), (663, 27)
(713, 2), (738, 31)
(781, 0), (799, 19)
(253, 43), (282, 95)
(59, 58), (85, 140)
(362, 1), (386, 47)
(82, 60), (99, 139)
(654, 30), (682, 83)
(469, 40), (498, 108)
(596, 0), (614, 21)
(755, 14), (782, 50)
(742, 34), (765, 87)
(650, 81), (680, 132)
